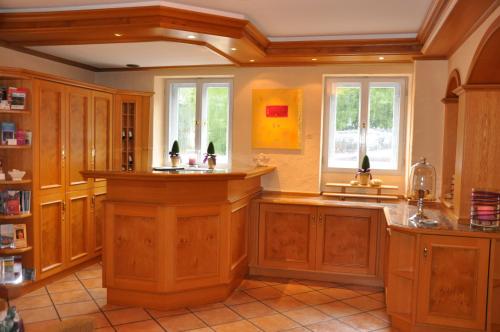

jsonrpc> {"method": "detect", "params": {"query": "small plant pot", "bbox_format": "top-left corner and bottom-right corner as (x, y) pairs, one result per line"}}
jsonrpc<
(207, 158), (216, 170)
(359, 173), (370, 185)
(170, 156), (180, 167)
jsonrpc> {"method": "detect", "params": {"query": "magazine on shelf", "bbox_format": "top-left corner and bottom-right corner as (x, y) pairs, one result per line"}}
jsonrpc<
(1, 122), (16, 145)
(0, 256), (23, 284)
(0, 224), (27, 249)
(8, 87), (27, 110)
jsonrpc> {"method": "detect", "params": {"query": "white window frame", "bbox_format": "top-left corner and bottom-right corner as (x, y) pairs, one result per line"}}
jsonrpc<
(166, 78), (233, 166)
(322, 76), (407, 175)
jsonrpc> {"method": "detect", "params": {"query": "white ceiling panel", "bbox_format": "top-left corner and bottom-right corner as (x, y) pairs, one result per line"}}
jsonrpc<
(27, 41), (232, 68)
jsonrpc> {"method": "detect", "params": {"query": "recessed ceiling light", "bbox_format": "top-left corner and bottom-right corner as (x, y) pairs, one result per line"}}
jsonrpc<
(249, 59), (255, 62)
(311, 58), (318, 61)
(126, 64), (140, 68)
(114, 33), (123, 37)
(231, 48), (237, 51)
(379, 56), (385, 60)
(187, 35), (197, 39)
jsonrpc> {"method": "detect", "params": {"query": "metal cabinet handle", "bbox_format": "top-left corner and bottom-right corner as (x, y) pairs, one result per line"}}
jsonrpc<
(423, 247), (428, 257)
(311, 215), (315, 222)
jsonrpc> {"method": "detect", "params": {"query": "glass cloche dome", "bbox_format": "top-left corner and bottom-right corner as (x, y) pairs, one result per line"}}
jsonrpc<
(407, 157), (437, 224)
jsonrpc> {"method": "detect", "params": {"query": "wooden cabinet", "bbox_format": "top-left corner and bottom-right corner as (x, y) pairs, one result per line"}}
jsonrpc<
(416, 235), (489, 330)
(39, 193), (66, 278)
(316, 207), (378, 275)
(257, 203), (381, 280)
(387, 229), (492, 332)
(66, 190), (91, 266)
(37, 80), (66, 195)
(66, 86), (91, 191)
(258, 204), (316, 270)
(113, 94), (150, 171)
(91, 186), (106, 254)
(92, 91), (112, 180)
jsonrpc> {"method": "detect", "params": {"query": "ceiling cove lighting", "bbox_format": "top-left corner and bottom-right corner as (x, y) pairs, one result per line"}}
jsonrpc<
(249, 59), (255, 62)
(231, 48), (237, 51)
(312, 58), (318, 61)
(187, 35), (197, 39)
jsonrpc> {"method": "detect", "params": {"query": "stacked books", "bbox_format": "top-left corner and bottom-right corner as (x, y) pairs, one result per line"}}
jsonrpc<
(0, 190), (31, 215)
(0, 224), (27, 249)
(0, 122), (32, 146)
(0, 87), (27, 111)
(470, 188), (500, 228)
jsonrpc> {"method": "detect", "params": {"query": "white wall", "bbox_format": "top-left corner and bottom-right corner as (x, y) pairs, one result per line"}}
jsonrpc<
(0, 46), (95, 83)
(96, 63), (419, 194)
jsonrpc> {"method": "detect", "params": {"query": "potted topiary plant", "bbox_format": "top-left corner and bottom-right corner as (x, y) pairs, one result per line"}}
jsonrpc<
(169, 140), (180, 167)
(203, 142), (216, 169)
(356, 155), (372, 185)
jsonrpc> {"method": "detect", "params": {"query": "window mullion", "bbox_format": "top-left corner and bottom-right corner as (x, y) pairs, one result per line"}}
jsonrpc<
(359, 79), (369, 164)
(195, 81), (203, 157)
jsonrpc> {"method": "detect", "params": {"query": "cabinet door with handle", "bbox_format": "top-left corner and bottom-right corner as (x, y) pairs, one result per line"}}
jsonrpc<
(416, 235), (490, 330)
(91, 186), (106, 254)
(66, 190), (91, 266)
(316, 207), (378, 275)
(39, 193), (66, 279)
(92, 91), (112, 181)
(37, 80), (66, 195)
(258, 204), (316, 270)
(66, 86), (92, 190)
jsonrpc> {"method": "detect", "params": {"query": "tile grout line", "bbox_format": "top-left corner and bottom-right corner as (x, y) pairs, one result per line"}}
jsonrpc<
(75, 268), (117, 331)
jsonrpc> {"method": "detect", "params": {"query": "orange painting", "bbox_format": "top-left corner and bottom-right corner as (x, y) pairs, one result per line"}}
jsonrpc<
(252, 88), (302, 150)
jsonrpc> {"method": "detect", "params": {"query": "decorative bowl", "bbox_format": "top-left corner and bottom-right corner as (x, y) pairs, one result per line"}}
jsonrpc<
(8, 169), (26, 181)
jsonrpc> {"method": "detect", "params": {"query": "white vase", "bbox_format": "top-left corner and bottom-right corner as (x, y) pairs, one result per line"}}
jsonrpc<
(170, 156), (180, 167)
(208, 158), (216, 169)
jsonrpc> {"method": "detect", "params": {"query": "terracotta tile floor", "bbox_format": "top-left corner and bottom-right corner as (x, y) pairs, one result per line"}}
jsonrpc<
(11, 263), (393, 331)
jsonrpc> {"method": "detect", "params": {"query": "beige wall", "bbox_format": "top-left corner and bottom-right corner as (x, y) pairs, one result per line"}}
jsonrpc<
(411, 60), (448, 197)
(0, 46), (95, 83)
(96, 63), (419, 193)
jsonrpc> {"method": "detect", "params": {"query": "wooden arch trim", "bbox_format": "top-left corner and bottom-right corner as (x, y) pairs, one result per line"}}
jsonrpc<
(467, 14), (500, 84)
(445, 69), (462, 98)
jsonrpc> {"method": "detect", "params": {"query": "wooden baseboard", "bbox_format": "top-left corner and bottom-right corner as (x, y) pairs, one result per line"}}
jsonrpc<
(249, 266), (383, 287)
(0, 256), (101, 300)
(108, 274), (244, 310)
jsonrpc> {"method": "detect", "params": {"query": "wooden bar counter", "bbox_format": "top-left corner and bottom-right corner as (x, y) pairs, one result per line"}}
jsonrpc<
(82, 166), (275, 310)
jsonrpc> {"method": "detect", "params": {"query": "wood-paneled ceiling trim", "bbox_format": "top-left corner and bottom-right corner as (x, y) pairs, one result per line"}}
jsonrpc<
(0, 1), (497, 71)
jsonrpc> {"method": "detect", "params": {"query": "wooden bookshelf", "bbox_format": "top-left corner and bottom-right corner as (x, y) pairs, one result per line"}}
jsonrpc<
(0, 246), (32, 255)
(0, 72), (34, 297)
(0, 213), (32, 220)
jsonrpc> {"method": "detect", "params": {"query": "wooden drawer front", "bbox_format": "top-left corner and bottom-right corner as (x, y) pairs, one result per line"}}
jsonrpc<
(173, 205), (225, 290)
(417, 235), (489, 330)
(258, 204), (316, 270)
(105, 202), (166, 292)
(316, 207), (378, 275)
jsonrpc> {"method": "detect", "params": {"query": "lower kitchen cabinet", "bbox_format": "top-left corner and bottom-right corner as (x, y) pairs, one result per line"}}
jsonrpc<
(387, 229), (493, 332)
(256, 203), (381, 280)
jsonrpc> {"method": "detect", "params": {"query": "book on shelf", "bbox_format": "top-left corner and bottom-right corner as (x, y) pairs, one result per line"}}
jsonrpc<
(0, 87), (8, 110)
(0, 190), (31, 215)
(0, 255), (23, 284)
(1, 122), (15, 145)
(0, 224), (26, 249)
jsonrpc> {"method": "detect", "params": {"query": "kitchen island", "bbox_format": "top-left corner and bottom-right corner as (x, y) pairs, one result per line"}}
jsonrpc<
(82, 166), (275, 310)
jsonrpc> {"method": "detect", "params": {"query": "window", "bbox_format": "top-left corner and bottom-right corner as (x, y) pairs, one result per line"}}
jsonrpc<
(323, 77), (406, 172)
(167, 79), (232, 165)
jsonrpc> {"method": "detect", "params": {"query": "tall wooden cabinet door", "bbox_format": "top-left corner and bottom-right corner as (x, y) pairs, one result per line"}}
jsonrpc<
(91, 186), (106, 254)
(92, 91), (112, 181)
(416, 235), (490, 330)
(38, 193), (66, 279)
(37, 80), (66, 195)
(258, 204), (316, 270)
(316, 207), (378, 275)
(66, 190), (91, 266)
(66, 87), (92, 191)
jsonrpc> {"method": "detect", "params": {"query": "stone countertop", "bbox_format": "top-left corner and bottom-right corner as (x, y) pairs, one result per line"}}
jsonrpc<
(258, 193), (500, 238)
